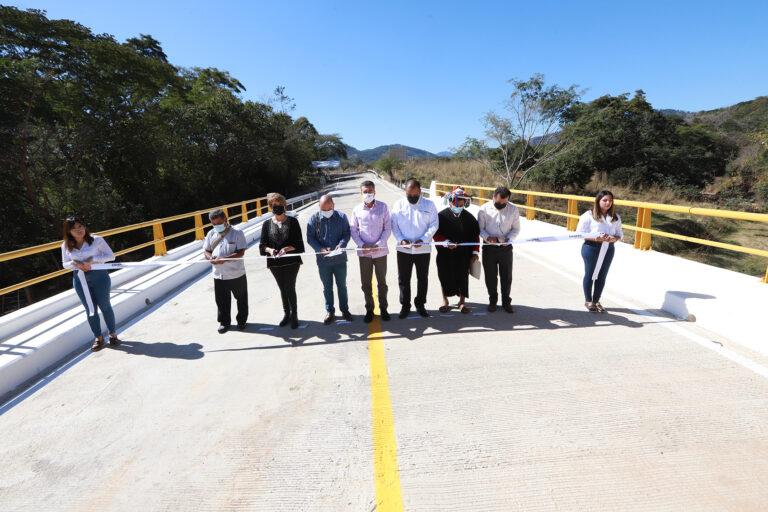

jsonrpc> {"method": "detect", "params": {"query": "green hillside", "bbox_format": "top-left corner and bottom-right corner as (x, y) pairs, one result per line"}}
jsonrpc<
(689, 96), (768, 206)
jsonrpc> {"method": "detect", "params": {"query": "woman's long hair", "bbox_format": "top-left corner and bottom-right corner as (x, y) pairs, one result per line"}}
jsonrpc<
(591, 190), (619, 222)
(62, 216), (94, 251)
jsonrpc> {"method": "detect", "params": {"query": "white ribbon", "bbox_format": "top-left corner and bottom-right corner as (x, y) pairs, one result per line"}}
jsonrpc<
(75, 270), (97, 317)
(592, 242), (609, 281)
(75, 231), (607, 273)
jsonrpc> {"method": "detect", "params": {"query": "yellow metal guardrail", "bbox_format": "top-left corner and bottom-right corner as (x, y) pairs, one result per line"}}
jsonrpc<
(0, 197), (271, 297)
(435, 182), (768, 283)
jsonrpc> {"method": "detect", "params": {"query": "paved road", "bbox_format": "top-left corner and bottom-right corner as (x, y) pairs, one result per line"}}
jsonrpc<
(2, 174), (768, 511)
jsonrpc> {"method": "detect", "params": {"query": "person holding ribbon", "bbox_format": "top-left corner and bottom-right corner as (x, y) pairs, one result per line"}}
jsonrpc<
(350, 180), (392, 323)
(477, 186), (520, 313)
(434, 187), (480, 314)
(61, 216), (119, 351)
(203, 209), (248, 334)
(307, 194), (352, 325)
(260, 193), (305, 329)
(391, 178), (439, 319)
(577, 190), (623, 313)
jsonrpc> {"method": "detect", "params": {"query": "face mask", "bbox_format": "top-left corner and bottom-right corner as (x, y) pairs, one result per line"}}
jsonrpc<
(321, 210), (334, 219)
(362, 193), (375, 204)
(494, 202), (505, 210)
(407, 195), (420, 205)
(213, 223), (227, 233)
(450, 205), (464, 215)
(272, 205), (285, 216)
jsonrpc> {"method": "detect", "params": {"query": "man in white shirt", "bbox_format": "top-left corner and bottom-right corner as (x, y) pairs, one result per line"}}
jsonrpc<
(203, 209), (248, 333)
(390, 178), (439, 318)
(477, 186), (520, 313)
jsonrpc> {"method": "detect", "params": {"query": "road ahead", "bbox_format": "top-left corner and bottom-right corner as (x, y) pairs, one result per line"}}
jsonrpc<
(2, 174), (768, 511)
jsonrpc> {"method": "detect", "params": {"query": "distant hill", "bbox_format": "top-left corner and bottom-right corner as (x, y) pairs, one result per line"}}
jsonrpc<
(688, 96), (768, 136)
(436, 151), (454, 157)
(346, 144), (438, 162)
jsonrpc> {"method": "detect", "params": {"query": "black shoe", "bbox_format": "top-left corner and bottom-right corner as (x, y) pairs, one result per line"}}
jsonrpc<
(488, 303), (497, 312)
(416, 306), (430, 318)
(218, 324), (229, 334)
(323, 312), (335, 325)
(237, 322), (247, 330)
(290, 313), (299, 329)
(279, 313), (290, 327)
(380, 309), (391, 321)
(398, 307), (410, 319)
(364, 310), (374, 323)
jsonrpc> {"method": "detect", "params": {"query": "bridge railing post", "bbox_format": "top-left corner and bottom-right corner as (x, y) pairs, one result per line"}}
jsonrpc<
(256, 199), (263, 216)
(635, 207), (652, 250)
(763, 266), (767, 284)
(194, 214), (205, 240)
(241, 202), (248, 222)
(526, 194), (535, 220)
(152, 223), (167, 256)
(566, 199), (578, 231)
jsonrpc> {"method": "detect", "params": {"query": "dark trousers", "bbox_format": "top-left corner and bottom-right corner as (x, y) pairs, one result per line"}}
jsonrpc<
(359, 255), (388, 311)
(270, 264), (300, 315)
(581, 242), (615, 303)
(73, 269), (116, 337)
(214, 274), (248, 326)
(397, 251), (430, 309)
(482, 245), (513, 306)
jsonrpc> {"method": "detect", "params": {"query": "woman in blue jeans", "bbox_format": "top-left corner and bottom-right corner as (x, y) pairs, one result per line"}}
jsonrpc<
(61, 216), (119, 351)
(576, 191), (623, 313)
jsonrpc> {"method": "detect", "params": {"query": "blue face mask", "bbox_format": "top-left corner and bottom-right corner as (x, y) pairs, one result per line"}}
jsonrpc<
(450, 205), (464, 215)
(213, 224), (227, 233)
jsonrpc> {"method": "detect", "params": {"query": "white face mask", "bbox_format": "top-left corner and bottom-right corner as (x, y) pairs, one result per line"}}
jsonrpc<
(362, 193), (375, 204)
(321, 210), (334, 219)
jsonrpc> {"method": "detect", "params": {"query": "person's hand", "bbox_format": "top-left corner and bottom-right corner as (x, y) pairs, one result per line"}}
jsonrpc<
(321, 248), (330, 254)
(470, 254), (479, 264)
(400, 239), (411, 246)
(277, 248), (288, 257)
(486, 236), (499, 245)
(80, 261), (92, 271)
(501, 238), (511, 246)
(362, 243), (373, 254)
(413, 239), (423, 248)
(447, 241), (457, 250)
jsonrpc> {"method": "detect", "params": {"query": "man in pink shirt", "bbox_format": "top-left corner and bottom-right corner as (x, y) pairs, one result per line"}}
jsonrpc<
(350, 180), (392, 323)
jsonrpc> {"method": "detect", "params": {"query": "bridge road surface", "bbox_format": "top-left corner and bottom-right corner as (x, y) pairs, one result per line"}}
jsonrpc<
(2, 173), (768, 511)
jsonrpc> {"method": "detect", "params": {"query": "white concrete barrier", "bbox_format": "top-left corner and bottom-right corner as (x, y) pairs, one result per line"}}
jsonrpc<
(0, 192), (320, 401)
(426, 181), (768, 356)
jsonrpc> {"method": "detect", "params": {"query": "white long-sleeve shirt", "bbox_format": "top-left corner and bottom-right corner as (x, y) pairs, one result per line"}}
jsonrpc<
(390, 196), (439, 255)
(478, 201), (521, 243)
(61, 235), (115, 269)
(576, 210), (623, 239)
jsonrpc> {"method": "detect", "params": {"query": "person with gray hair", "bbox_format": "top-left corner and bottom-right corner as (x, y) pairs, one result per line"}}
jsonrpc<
(307, 194), (352, 324)
(203, 208), (249, 333)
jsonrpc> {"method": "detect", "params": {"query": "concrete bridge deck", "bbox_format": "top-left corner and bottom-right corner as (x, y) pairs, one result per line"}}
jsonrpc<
(1, 174), (768, 511)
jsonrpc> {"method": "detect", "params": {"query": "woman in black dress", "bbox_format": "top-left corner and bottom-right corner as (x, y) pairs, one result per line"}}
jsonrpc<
(434, 188), (480, 314)
(259, 193), (305, 328)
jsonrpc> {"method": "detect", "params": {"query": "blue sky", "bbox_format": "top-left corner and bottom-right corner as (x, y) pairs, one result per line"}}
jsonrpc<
(9, 0), (768, 154)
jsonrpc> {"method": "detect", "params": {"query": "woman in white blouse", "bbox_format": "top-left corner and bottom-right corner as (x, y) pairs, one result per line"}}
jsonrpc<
(576, 191), (623, 313)
(61, 216), (119, 351)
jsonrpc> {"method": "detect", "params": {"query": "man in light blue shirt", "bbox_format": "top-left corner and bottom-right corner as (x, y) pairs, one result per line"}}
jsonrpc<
(307, 195), (352, 324)
(390, 178), (439, 318)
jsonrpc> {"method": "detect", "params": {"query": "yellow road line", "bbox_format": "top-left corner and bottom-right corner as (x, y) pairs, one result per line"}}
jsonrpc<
(368, 263), (404, 510)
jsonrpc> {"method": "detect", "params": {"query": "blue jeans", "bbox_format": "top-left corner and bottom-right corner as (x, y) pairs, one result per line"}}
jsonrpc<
(73, 269), (116, 337)
(317, 263), (348, 313)
(581, 242), (615, 303)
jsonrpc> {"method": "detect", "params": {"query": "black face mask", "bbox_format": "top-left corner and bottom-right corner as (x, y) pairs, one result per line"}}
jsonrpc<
(493, 202), (505, 210)
(272, 205), (285, 215)
(406, 195), (420, 205)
